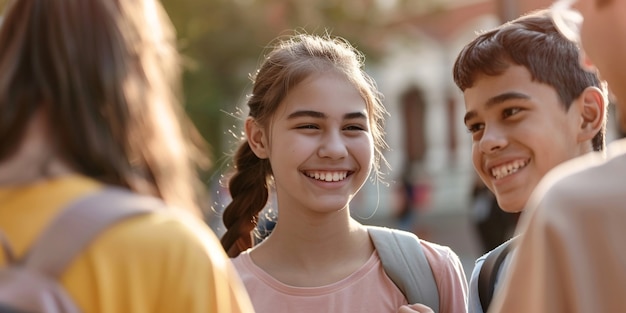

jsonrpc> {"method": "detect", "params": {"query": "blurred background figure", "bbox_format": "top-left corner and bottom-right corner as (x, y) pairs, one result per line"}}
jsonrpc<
(394, 86), (430, 232)
(469, 176), (519, 253)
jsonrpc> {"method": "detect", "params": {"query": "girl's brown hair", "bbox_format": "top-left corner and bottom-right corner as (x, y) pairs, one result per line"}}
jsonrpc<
(0, 0), (209, 214)
(221, 34), (389, 257)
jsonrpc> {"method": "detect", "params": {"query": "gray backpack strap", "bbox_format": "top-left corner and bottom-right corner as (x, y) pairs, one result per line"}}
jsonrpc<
(368, 226), (440, 312)
(477, 236), (518, 312)
(24, 186), (165, 279)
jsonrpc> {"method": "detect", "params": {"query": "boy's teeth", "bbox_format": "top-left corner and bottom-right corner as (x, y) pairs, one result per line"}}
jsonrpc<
(491, 160), (528, 179)
(307, 171), (348, 182)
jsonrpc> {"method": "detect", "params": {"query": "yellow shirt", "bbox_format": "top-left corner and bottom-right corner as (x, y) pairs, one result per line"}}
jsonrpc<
(0, 175), (254, 313)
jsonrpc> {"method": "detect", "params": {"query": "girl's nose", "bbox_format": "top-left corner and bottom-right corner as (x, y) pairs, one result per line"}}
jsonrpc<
(318, 131), (348, 159)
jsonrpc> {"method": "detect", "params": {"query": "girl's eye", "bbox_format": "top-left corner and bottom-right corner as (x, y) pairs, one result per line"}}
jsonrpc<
(344, 124), (366, 131)
(503, 107), (522, 118)
(296, 124), (319, 130)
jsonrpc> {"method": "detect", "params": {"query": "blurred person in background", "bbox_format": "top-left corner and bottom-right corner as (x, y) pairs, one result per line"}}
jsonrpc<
(0, 0), (253, 312)
(490, 0), (626, 311)
(453, 9), (607, 313)
(468, 175), (519, 254)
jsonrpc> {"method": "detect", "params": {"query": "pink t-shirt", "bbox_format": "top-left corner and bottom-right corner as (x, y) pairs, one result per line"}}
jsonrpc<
(232, 251), (406, 313)
(421, 240), (469, 313)
(232, 240), (467, 313)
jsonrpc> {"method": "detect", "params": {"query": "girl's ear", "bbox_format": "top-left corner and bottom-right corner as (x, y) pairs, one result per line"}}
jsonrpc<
(245, 117), (269, 159)
(577, 86), (606, 143)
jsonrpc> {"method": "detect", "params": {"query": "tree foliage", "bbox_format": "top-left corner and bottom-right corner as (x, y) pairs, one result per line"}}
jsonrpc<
(0, 0), (431, 175)
(161, 0), (438, 169)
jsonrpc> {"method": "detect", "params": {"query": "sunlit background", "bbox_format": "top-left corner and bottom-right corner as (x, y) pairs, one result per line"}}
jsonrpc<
(162, 0), (624, 275)
(5, 0), (621, 276)
(164, 0), (608, 275)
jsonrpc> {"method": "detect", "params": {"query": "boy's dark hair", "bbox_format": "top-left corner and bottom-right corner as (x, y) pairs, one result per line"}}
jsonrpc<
(453, 9), (606, 151)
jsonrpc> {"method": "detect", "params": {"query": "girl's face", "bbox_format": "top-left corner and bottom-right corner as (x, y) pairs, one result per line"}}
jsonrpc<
(253, 71), (374, 217)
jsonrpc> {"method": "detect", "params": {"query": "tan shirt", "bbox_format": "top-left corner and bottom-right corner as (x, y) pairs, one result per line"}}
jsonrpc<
(489, 139), (626, 312)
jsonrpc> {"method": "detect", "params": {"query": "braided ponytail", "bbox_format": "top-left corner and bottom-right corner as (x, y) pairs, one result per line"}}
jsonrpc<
(220, 141), (272, 257)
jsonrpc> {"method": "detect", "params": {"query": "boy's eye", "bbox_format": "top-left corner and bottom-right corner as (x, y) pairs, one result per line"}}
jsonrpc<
(503, 107), (522, 118)
(466, 123), (484, 134)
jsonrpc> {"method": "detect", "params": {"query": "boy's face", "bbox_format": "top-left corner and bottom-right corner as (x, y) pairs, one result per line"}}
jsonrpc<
(463, 65), (585, 212)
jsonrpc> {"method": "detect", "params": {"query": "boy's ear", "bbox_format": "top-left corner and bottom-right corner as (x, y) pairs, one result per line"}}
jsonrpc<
(577, 86), (606, 143)
(245, 117), (269, 159)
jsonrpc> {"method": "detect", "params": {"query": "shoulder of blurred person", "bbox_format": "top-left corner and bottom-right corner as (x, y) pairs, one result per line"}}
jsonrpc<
(488, 138), (626, 312)
(0, 174), (254, 313)
(1, 175), (255, 313)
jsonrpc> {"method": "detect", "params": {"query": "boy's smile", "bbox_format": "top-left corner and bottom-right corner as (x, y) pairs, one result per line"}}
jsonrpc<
(463, 65), (585, 212)
(489, 158), (529, 180)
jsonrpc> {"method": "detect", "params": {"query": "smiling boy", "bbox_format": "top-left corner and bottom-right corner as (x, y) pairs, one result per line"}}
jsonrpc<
(452, 9), (607, 313)
(489, 0), (626, 311)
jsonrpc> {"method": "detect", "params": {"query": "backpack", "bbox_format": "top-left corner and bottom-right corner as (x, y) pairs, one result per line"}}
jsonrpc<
(477, 236), (518, 312)
(0, 187), (164, 313)
(367, 226), (440, 313)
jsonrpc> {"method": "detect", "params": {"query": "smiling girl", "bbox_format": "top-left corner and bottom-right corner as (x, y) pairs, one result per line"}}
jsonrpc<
(221, 34), (468, 313)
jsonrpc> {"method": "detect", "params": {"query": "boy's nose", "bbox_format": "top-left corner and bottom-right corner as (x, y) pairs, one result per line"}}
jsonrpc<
(479, 126), (508, 154)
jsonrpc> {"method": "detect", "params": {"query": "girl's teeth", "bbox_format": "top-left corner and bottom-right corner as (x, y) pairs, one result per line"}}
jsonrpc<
(307, 171), (347, 182)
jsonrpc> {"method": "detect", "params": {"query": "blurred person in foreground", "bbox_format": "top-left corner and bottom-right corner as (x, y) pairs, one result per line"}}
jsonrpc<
(489, 0), (626, 311)
(0, 0), (253, 312)
(453, 8), (607, 313)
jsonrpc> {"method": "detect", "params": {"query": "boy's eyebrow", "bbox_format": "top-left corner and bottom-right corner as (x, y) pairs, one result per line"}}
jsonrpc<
(463, 92), (530, 124)
(287, 110), (367, 120)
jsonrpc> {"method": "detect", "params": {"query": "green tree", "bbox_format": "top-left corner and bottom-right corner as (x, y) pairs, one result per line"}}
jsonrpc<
(162, 0), (438, 173)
